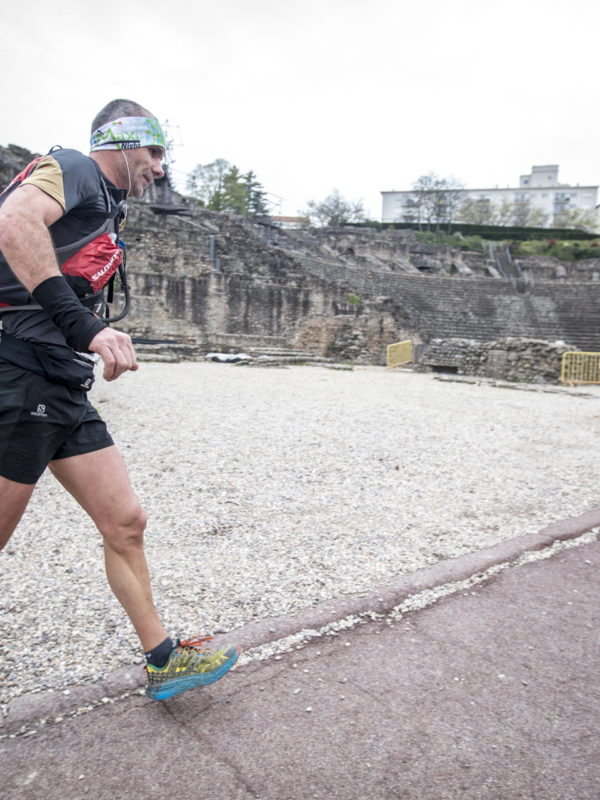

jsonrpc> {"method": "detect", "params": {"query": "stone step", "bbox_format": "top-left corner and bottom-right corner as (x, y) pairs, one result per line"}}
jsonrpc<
(132, 340), (330, 364)
(242, 346), (328, 358)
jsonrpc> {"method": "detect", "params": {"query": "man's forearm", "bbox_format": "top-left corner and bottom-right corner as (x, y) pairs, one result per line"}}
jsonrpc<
(32, 277), (106, 351)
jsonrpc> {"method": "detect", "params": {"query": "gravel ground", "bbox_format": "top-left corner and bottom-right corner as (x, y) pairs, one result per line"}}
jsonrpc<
(1, 363), (600, 709)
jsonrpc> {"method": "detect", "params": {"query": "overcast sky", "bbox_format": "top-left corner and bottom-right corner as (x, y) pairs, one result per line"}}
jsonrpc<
(2, 0), (598, 218)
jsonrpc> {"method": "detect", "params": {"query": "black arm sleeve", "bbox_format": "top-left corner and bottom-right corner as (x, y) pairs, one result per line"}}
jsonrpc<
(32, 276), (107, 352)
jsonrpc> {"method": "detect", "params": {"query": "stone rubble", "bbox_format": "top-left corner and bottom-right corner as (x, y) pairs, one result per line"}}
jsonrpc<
(416, 337), (573, 383)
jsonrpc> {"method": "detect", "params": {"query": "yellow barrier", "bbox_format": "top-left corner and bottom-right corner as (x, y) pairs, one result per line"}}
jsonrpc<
(561, 351), (600, 384)
(387, 340), (413, 368)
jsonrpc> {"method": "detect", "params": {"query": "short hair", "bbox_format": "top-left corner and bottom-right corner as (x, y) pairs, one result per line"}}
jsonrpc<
(91, 99), (154, 133)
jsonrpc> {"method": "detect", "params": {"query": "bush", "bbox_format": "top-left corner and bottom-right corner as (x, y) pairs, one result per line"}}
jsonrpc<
(413, 230), (485, 252)
(349, 220), (598, 242)
(514, 239), (600, 262)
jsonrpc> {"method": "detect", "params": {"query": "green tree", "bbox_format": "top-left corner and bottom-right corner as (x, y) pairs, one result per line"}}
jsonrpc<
(186, 160), (269, 216)
(302, 190), (365, 227)
(221, 166), (248, 213)
(244, 171), (269, 216)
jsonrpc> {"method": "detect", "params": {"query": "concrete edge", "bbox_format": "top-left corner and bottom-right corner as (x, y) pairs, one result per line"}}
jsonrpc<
(4, 506), (600, 735)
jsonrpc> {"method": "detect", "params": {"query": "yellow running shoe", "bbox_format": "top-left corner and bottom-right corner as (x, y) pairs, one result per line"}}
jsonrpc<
(146, 635), (240, 700)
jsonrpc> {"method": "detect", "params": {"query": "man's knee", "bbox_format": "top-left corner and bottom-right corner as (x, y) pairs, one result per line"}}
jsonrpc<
(102, 504), (147, 552)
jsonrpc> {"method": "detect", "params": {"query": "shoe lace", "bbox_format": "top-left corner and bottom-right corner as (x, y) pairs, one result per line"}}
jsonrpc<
(143, 635), (215, 672)
(178, 635), (214, 653)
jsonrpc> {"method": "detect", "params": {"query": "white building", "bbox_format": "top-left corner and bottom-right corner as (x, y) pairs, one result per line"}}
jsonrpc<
(381, 165), (598, 228)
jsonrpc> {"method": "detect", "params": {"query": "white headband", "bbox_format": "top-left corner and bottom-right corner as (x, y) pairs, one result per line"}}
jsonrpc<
(90, 116), (166, 152)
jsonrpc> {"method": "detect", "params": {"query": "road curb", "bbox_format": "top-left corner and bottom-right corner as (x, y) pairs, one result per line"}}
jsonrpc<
(4, 505), (600, 735)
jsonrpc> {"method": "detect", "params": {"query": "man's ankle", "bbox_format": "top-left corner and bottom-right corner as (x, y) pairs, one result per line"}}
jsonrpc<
(145, 636), (174, 668)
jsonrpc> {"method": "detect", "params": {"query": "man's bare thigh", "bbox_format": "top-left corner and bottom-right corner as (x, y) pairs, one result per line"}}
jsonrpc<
(0, 474), (36, 549)
(49, 446), (142, 530)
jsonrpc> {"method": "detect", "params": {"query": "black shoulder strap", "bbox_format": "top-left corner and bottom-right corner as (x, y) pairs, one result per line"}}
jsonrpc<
(89, 158), (127, 225)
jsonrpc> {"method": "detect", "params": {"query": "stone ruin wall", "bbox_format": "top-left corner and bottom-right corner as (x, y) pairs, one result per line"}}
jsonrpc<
(415, 338), (572, 384)
(117, 204), (600, 383)
(119, 207), (402, 362)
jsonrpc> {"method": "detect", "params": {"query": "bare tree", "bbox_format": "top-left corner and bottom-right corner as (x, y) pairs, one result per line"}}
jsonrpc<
(186, 158), (231, 207)
(553, 208), (597, 232)
(512, 198), (531, 227)
(527, 207), (549, 228)
(439, 177), (465, 232)
(460, 196), (496, 225)
(302, 190), (365, 227)
(495, 198), (515, 226)
(401, 196), (420, 224)
(411, 173), (464, 231)
(411, 173), (443, 230)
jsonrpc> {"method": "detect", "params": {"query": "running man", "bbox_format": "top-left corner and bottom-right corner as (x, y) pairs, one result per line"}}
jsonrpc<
(0, 99), (239, 700)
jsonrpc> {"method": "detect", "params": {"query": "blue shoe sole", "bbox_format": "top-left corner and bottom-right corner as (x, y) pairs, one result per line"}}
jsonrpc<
(146, 647), (240, 701)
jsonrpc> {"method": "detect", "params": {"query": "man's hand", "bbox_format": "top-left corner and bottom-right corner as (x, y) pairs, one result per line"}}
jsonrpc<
(88, 327), (139, 381)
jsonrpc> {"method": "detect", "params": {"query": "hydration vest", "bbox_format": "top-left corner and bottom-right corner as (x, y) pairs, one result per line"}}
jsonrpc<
(0, 147), (130, 323)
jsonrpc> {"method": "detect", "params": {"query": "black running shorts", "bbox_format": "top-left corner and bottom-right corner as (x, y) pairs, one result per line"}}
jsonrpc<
(0, 360), (114, 484)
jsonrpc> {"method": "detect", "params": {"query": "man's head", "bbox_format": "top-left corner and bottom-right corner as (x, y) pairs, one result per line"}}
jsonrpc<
(89, 99), (165, 197)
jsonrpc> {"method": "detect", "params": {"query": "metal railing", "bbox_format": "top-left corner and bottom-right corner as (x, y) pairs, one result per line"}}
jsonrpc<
(561, 351), (600, 384)
(488, 243), (533, 293)
(387, 340), (413, 368)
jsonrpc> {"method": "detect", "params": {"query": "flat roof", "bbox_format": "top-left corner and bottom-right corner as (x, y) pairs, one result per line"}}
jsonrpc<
(381, 185), (599, 194)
